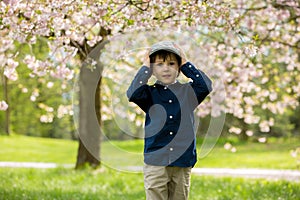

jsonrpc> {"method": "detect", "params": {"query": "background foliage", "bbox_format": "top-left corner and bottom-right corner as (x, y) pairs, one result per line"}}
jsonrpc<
(0, 0), (299, 142)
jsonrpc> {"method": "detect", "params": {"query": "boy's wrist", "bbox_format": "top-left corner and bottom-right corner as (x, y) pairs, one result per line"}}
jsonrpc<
(180, 61), (190, 68)
(143, 63), (150, 68)
(181, 61), (188, 67)
(142, 49), (150, 68)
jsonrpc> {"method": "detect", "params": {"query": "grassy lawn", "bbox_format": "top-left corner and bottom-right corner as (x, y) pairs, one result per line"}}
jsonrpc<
(0, 167), (299, 200)
(195, 137), (300, 169)
(0, 134), (78, 164)
(1, 134), (299, 169)
(0, 135), (299, 199)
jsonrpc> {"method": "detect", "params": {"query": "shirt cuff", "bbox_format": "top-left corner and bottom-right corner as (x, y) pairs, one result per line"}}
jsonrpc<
(180, 62), (202, 80)
(134, 65), (152, 85)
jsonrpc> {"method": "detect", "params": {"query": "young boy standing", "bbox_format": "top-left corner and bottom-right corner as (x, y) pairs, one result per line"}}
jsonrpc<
(127, 41), (212, 200)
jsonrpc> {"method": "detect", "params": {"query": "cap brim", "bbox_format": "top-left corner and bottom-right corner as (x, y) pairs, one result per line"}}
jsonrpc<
(149, 48), (181, 57)
(149, 41), (181, 58)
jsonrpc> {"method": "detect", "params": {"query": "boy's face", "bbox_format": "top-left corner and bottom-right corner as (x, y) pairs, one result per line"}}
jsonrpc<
(152, 54), (179, 85)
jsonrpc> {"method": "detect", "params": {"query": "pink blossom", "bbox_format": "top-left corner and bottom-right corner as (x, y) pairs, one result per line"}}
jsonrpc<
(22, 88), (28, 93)
(0, 0), (299, 135)
(231, 147), (237, 153)
(4, 58), (19, 81)
(47, 82), (54, 88)
(27, 60), (49, 77)
(224, 143), (232, 150)
(2, 0), (17, 6)
(244, 114), (260, 124)
(40, 114), (54, 123)
(50, 65), (74, 80)
(244, 45), (258, 57)
(0, 101), (8, 111)
(259, 121), (270, 132)
(269, 92), (277, 101)
(4, 68), (18, 81)
(258, 137), (267, 143)
(211, 104), (223, 118)
(229, 126), (242, 135)
(246, 130), (254, 137)
(57, 105), (73, 118)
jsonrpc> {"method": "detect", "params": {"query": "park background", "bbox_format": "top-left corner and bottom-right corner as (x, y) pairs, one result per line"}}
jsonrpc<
(0, 0), (300, 199)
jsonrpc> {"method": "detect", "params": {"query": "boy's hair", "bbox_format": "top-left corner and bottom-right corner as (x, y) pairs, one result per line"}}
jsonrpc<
(149, 50), (182, 70)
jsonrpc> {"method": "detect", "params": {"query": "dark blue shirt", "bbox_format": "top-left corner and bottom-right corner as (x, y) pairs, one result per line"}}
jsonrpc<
(127, 62), (212, 167)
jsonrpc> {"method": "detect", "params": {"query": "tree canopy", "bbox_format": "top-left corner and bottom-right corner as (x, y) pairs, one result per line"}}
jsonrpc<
(1, 0), (299, 140)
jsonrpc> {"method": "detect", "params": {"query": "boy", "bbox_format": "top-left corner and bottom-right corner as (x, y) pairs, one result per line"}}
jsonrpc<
(127, 41), (212, 200)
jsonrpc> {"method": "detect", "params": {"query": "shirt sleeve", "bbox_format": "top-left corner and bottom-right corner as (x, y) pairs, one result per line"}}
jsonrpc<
(180, 62), (213, 104)
(126, 66), (153, 112)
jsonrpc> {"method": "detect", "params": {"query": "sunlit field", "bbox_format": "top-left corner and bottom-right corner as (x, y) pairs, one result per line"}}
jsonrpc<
(0, 167), (299, 200)
(1, 0), (300, 199)
(1, 135), (299, 169)
(0, 135), (299, 199)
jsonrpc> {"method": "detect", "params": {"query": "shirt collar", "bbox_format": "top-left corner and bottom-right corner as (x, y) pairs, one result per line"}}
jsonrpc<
(155, 80), (180, 87)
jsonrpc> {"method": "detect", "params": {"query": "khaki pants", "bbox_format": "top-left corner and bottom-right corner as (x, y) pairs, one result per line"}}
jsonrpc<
(143, 164), (192, 200)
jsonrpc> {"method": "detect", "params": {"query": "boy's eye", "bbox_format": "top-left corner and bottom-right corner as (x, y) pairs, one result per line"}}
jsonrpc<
(169, 62), (175, 65)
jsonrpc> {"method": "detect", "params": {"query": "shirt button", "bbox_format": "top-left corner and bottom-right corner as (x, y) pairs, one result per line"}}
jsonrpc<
(169, 115), (173, 119)
(145, 70), (148, 74)
(164, 86), (167, 90)
(170, 132), (173, 135)
(189, 65), (192, 68)
(169, 99), (172, 103)
(139, 81), (143, 84)
(170, 147), (173, 151)
(196, 74), (200, 77)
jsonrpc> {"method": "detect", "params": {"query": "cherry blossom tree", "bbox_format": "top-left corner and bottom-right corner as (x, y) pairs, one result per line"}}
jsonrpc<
(215, 0), (300, 140)
(1, 0), (299, 167)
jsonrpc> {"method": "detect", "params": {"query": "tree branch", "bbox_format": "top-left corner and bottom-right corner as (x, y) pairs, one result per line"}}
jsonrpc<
(71, 40), (87, 59)
(129, 0), (150, 11)
(110, 2), (130, 16)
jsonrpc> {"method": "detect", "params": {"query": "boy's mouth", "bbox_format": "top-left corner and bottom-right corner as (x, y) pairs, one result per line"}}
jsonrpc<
(162, 75), (171, 78)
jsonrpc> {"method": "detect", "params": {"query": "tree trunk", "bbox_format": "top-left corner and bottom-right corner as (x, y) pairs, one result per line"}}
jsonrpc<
(75, 41), (106, 169)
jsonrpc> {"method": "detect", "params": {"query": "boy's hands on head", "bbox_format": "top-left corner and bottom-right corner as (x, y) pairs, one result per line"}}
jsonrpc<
(143, 49), (150, 68)
(174, 43), (188, 67)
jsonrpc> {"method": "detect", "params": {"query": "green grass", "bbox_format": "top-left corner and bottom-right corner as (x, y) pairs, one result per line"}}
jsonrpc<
(0, 167), (299, 200)
(0, 135), (299, 199)
(195, 137), (300, 169)
(0, 134), (299, 169)
(0, 134), (77, 164)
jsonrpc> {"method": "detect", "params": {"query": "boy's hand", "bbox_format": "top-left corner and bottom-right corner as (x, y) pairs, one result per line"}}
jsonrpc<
(174, 43), (188, 67)
(143, 49), (150, 68)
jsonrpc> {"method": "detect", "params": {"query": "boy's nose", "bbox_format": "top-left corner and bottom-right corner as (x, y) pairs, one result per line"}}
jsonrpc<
(162, 64), (170, 71)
